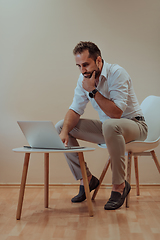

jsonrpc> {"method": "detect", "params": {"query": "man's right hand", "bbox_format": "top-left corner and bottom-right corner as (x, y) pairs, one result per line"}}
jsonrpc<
(59, 131), (69, 147)
(59, 109), (80, 147)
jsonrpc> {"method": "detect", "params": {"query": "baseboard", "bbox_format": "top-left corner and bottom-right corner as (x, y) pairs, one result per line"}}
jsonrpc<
(0, 183), (160, 188)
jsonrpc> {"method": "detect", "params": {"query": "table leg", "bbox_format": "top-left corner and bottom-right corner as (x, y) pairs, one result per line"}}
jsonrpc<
(92, 158), (110, 200)
(78, 152), (93, 217)
(44, 153), (49, 208)
(16, 153), (30, 220)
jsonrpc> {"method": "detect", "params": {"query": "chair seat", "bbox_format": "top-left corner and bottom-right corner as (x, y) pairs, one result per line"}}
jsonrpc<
(125, 138), (160, 153)
(98, 137), (160, 153)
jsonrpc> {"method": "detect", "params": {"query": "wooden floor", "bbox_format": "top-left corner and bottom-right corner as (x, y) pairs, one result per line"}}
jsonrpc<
(0, 185), (160, 240)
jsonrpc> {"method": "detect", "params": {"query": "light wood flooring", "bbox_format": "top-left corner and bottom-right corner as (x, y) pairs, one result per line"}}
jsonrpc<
(0, 185), (160, 240)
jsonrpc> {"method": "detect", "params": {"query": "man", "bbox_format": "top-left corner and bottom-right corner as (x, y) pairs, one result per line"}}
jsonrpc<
(56, 41), (148, 210)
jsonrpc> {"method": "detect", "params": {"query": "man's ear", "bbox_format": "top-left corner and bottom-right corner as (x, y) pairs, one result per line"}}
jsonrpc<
(96, 56), (102, 68)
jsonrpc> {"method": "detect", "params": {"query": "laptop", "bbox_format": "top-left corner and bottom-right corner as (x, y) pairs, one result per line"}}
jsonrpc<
(17, 121), (84, 150)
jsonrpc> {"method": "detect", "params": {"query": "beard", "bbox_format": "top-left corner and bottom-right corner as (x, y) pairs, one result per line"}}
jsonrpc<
(83, 69), (101, 79)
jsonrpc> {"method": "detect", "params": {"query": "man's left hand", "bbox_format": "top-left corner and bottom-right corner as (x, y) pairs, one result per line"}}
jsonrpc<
(82, 70), (96, 92)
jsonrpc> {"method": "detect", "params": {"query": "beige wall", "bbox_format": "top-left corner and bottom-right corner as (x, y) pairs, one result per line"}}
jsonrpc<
(0, 0), (160, 185)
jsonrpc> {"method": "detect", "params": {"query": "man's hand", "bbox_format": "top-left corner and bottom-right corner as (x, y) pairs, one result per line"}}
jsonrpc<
(59, 109), (80, 147)
(59, 131), (69, 147)
(82, 70), (96, 92)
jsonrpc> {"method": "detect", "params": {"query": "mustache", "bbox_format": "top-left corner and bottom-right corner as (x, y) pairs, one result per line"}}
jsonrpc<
(83, 70), (100, 79)
(82, 71), (94, 78)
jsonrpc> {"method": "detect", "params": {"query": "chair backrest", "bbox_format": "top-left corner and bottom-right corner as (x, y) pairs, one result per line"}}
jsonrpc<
(141, 95), (160, 141)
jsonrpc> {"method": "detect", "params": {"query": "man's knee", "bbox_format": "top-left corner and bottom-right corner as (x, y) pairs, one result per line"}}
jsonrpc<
(102, 119), (122, 141)
(55, 119), (64, 134)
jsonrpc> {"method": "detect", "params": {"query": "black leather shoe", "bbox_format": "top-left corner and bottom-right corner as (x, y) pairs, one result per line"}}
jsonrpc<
(71, 175), (99, 203)
(104, 180), (131, 210)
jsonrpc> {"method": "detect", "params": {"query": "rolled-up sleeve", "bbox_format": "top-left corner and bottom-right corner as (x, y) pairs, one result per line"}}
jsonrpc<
(109, 67), (130, 112)
(69, 75), (89, 115)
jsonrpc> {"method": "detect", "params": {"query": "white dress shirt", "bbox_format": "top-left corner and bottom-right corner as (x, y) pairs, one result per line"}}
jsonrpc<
(69, 60), (143, 123)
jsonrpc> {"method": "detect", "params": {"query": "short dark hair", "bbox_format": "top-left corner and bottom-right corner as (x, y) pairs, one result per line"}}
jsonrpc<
(73, 41), (102, 61)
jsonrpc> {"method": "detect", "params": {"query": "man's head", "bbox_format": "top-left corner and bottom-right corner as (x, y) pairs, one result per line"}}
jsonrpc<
(73, 41), (103, 79)
(73, 41), (102, 62)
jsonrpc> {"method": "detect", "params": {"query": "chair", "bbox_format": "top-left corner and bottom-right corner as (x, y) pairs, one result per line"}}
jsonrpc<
(92, 95), (160, 207)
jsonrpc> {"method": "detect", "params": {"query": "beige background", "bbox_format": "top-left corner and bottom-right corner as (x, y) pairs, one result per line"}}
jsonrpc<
(0, 0), (160, 185)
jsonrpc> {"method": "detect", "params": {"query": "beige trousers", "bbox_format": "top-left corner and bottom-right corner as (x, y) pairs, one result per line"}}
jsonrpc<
(55, 118), (148, 184)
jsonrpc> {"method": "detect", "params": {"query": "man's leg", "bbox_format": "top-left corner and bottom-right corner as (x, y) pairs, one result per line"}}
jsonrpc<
(55, 119), (104, 180)
(102, 118), (148, 210)
(55, 118), (104, 202)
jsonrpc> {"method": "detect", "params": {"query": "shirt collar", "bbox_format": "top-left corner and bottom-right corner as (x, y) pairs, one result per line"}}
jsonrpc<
(99, 60), (108, 82)
(101, 60), (108, 77)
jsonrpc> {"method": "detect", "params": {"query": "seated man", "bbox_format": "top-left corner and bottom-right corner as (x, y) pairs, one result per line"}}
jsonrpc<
(56, 41), (148, 210)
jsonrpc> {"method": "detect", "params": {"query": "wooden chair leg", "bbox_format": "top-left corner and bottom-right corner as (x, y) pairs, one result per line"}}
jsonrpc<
(92, 158), (110, 200)
(151, 150), (160, 173)
(126, 151), (132, 208)
(78, 152), (93, 217)
(16, 153), (30, 220)
(44, 153), (49, 208)
(134, 156), (140, 196)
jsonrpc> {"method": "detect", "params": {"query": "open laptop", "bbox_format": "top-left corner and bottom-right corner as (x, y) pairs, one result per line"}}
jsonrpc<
(17, 121), (84, 150)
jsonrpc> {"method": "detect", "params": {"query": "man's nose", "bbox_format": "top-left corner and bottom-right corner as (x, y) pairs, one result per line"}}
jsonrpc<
(81, 66), (86, 74)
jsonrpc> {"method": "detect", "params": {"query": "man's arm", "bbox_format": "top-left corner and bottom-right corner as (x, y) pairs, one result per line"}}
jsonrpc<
(94, 92), (123, 118)
(82, 71), (123, 119)
(59, 109), (80, 146)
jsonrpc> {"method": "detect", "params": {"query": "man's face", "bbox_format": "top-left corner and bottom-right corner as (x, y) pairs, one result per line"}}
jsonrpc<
(75, 50), (101, 79)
